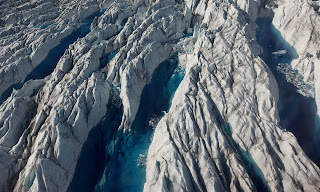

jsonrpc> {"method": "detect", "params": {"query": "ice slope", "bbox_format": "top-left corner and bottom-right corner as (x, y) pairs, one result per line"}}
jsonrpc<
(0, 0), (319, 191)
(272, 0), (320, 101)
(145, 1), (320, 191)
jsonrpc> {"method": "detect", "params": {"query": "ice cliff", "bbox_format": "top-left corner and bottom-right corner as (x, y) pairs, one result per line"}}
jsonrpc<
(0, 0), (319, 191)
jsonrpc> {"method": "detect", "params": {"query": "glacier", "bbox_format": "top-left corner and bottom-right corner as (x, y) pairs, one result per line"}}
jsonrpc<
(0, 0), (320, 191)
(256, 16), (320, 166)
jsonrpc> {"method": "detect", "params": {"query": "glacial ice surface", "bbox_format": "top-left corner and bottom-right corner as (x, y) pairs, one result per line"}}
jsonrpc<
(0, 12), (99, 104)
(1, 0), (320, 192)
(256, 17), (320, 165)
(95, 56), (184, 192)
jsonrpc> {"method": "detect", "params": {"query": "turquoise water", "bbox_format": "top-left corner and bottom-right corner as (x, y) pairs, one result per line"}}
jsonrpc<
(99, 50), (119, 69)
(34, 23), (51, 29)
(256, 17), (320, 166)
(94, 57), (185, 192)
(67, 89), (123, 192)
(182, 28), (193, 38)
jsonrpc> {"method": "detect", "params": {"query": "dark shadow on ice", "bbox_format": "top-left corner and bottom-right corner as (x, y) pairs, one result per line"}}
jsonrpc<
(99, 50), (119, 70)
(25, 11), (105, 81)
(94, 55), (185, 192)
(0, 11), (104, 105)
(210, 97), (271, 191)
(0, 83), (24, 104)
(256, 17), (320, 166)
(67, 88), (123, 192)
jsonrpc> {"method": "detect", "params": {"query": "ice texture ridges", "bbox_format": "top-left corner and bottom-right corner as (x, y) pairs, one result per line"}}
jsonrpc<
(0, 0), (319, 191)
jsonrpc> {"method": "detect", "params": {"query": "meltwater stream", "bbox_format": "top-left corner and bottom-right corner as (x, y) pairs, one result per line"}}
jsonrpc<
(256, 18), (320, 166)
(94, 56), (185, 192)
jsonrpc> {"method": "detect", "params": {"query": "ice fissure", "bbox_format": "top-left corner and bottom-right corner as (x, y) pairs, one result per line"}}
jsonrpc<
(256, 16), (320, 167)
(94, 55), (185, 192)
(1, 0), (320, 192)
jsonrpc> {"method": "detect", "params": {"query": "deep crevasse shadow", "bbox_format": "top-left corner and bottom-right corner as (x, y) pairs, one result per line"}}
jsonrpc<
(94, 56), (185, 192)
(0, 11), (104, 105)
(67, 88), (123, 192)
(207, 95), (271, 191)
(256, 17), (320, 166)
